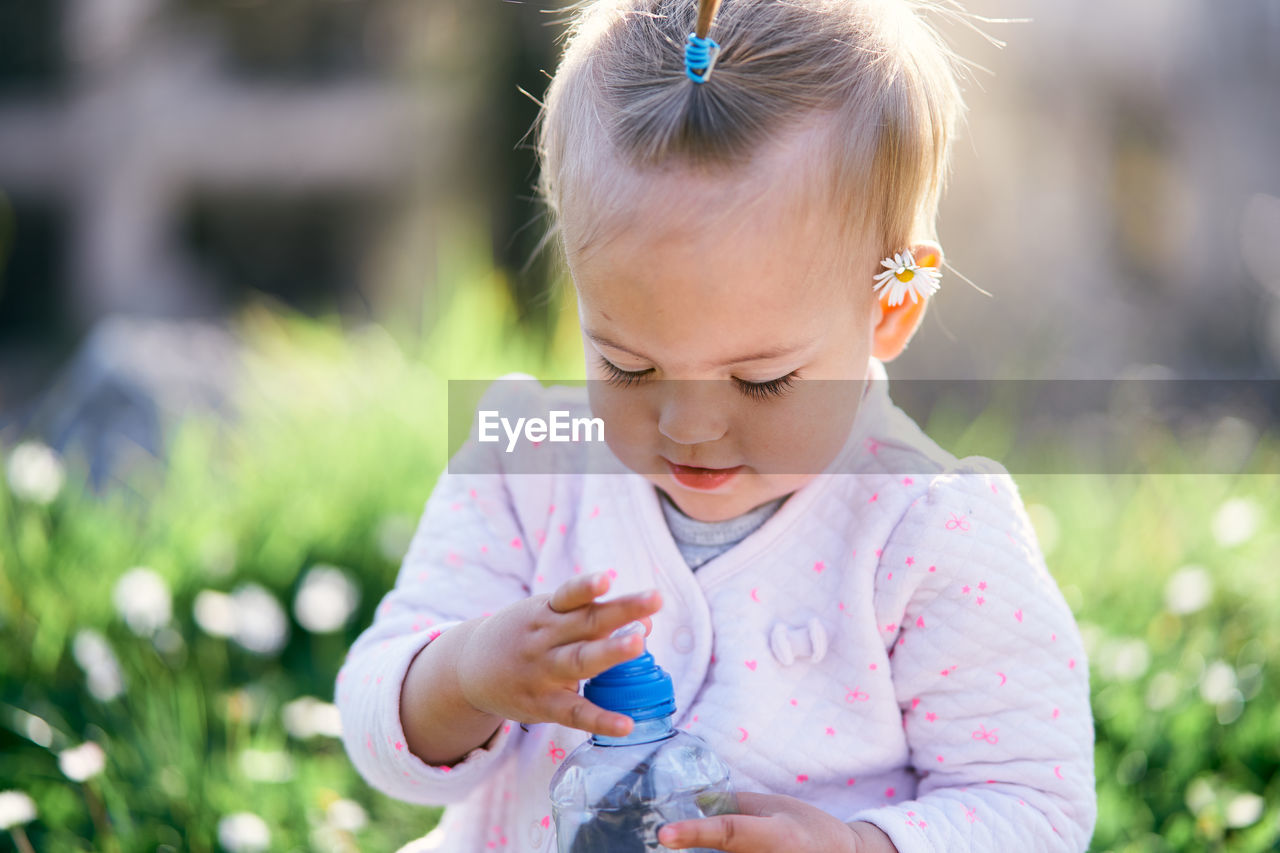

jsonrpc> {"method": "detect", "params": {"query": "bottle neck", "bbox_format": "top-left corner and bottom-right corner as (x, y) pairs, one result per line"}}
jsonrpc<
(591, 714), (676, 747)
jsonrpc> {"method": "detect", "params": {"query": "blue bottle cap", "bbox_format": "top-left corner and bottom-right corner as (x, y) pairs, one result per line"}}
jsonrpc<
(584, 648), (677, 722)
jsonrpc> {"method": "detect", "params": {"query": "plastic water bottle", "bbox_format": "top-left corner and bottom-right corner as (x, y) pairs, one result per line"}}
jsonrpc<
(549, 643), (737, 852)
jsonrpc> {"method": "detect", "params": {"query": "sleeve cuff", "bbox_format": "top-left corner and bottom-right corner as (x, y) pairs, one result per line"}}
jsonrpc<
(346, 624), (521, 803)
(847, 806), (936, 853)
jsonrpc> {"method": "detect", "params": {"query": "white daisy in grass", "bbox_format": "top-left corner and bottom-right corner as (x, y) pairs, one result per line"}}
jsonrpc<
(325, 799), (368, 832)
(6, 441), (65, 505)
(283, 696), (342, 740)
(113, 567), (172, 637)
(294, 565), (360, 634)
(58, 741), (106, 782)
(72, 629), (125, 702)
(1225, 792), (1265, 828)
(194, 590), (236, 637)
(217, 812), (270, 853)
(230, 584), (289, 656)
(0, 790), (37, 829)
(872, 250), (942, 306)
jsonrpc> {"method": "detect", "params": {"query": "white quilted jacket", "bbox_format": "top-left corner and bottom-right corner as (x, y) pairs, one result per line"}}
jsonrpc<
(336, 360), (1097, 852)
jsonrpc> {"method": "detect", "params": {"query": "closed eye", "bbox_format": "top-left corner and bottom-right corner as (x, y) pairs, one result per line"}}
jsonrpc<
(595, 355), (652, 388)
(594, 355), (799, 401)
(735, 371), (799, 401)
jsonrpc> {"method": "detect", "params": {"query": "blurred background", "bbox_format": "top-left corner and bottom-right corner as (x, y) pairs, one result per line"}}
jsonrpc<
(0, 1), (1277, 851)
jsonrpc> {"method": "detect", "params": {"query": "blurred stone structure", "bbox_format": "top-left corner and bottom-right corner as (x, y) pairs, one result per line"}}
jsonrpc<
(1, 0), (1277, 411)
(0, 0), (561, 447)
(0, 0), (483, 330)
(908, 0), (1280, 378)
(0, 0), (561, 478)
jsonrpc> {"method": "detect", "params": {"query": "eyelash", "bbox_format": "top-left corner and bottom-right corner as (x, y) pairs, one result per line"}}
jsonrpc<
(594, 355), (799, 401)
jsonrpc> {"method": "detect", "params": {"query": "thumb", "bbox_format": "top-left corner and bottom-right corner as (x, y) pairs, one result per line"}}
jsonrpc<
(729, 791), (787, 816)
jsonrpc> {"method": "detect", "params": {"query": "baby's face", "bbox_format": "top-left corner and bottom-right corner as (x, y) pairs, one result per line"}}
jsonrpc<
(569, 149), (880, 522)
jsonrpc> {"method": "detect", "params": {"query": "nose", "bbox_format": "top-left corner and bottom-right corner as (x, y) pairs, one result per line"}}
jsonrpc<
(656, 380), (730, 447)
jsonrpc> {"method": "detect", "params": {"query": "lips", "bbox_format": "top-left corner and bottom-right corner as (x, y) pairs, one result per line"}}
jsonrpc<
(663, 458), (744, 491)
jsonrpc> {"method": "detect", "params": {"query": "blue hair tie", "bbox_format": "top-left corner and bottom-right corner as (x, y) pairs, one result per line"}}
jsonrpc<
(684, 32), (721, 83)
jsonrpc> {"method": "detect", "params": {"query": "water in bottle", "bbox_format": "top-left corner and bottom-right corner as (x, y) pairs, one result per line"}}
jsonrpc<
(549, 644), (737, 852)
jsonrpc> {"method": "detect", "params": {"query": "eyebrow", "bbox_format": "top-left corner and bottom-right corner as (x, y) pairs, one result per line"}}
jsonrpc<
(585, 330), (807, 369)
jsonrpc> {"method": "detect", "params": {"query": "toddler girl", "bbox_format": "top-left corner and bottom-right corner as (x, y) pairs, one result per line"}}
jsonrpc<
(336, 0), (1097, 850)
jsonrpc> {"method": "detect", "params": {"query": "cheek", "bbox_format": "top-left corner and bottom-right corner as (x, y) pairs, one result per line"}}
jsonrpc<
(587, 384), (655, 455)
(742, 385), (862, 472)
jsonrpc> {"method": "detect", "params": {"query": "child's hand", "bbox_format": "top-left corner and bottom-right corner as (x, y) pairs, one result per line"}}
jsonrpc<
(455, 572), (663, 737)
(657, 793), (897, 852)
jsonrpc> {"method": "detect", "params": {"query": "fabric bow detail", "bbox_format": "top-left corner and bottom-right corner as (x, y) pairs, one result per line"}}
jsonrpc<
(769, 617), (828, 666)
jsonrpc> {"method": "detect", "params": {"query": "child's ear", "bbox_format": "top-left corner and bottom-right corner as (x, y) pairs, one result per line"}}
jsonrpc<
(870, 241), (943, 362)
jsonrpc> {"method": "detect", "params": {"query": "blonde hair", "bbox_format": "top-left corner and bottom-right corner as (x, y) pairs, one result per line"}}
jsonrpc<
(534, 0), (977, 285)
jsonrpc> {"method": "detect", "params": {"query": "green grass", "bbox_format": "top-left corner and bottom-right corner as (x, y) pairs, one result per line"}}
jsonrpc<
(1, 266), (1277, 851)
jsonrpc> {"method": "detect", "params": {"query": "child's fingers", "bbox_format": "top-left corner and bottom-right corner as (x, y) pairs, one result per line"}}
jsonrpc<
(545, 691), (634, 738)
(550, 631), (644, 680)
(657, 814), (778, 851)
(547, 571), (610, 614)
(563, 589), (664, 642)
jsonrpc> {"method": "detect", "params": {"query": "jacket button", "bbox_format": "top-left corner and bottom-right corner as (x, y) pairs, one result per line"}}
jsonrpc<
(673, 625), (695, 653)
(769, 618), (828, 667)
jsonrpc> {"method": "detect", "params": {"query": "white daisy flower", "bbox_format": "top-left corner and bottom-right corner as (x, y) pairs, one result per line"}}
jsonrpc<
(6, 441), (65, 505)
(19, 711), (52, 748)
(1098, 637), (1150, 683)
(325, 798), (367, 832)
(217, 812), (271, 853)
(72, 629), (125, 702)
(0, 790), (37, 830)
(58, 741), (106, 782)
(1164, 565), (1212, 615)
(282, 696), (343, 740)
(1211, 497), (1260, 547)
(1225, 792), (1265, 828)
(293, 565), (360, 634)
(194, 590), (237, 638)
(113, 567), (172, 636)
(1199, 660), (1238, 704)
(872, 250), (942, 307)
(229, 584), (289, 656)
